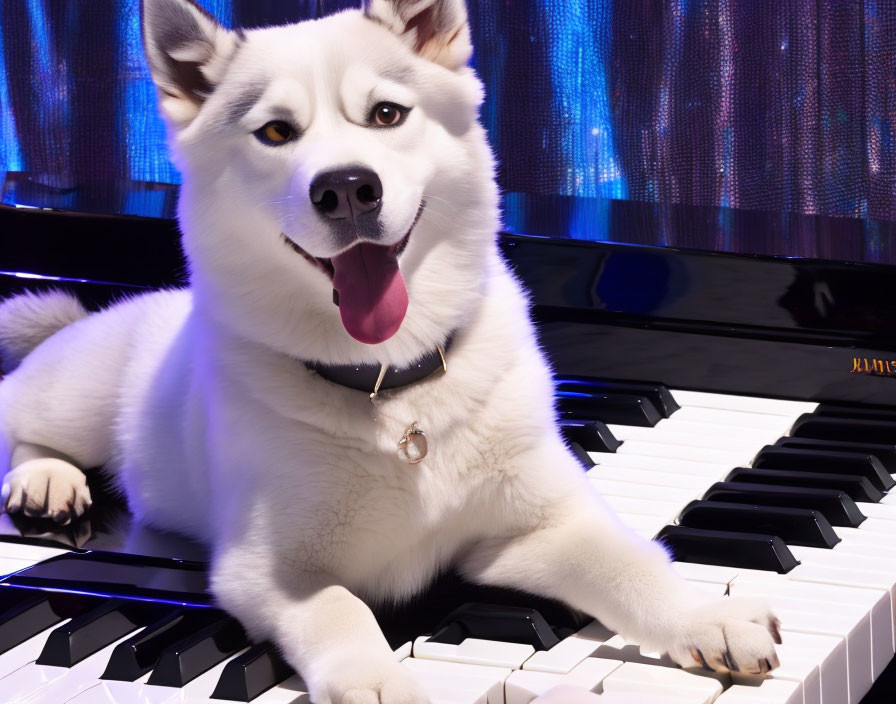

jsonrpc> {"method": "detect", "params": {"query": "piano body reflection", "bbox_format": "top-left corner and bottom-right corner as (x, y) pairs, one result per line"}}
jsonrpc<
(1, 177), (896, 703)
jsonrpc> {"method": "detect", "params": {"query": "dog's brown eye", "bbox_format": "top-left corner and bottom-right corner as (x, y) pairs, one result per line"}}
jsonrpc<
(254, 120), (297, 146)
(370, 102), (408, 127)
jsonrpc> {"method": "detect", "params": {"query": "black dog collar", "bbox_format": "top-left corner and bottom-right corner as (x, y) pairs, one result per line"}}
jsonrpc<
(306, 334), (453, 399)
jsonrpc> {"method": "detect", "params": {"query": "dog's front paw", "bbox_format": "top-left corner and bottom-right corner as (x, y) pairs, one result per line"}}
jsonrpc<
(1, 458), (92, 523)
(306, 653), (430, 704)
(666, 596), (782, 675)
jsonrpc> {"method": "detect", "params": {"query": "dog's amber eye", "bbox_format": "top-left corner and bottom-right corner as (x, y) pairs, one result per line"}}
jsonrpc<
(254, 120), (297, 146)
(370, 102), (408, 127)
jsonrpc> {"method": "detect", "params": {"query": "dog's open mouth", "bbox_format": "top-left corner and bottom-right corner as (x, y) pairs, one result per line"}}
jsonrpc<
(281, 202), (424, 345)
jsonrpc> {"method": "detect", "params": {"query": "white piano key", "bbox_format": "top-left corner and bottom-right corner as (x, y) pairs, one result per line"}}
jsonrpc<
(674, 568), (867, 704)
(608, 421), (773, 449)
(769, 632), (848, 704)
(0, 556), (35, 576)
(600, 662), (724, 704)
(832, 526), (896, 549)
(179, 645), (252, 701)
(595, 462), (729, 482)
(786, 561), (896, 601)
(743, 596), (869, 702)
(589, 634), (684, 670)
(729, 642), (819, 704)
(612, 514), (666, 540)
(856, 517), (896, 535)
(522, 621), (614, 674)
(600, 692), (702, 704)
(401, 657), (511, 704)
(0, 620), (69, 680)
(728, 628), (846, 704)
(730, 577), (892, 681)
(247, 673), (311, 703)
(394, 641), (413, 661)
(670, 406), (795, 433)
(505, 657), (623, 704)
(730, 575), (890, 635)
(592, 453), (734, 476)
(62, 683), (108, 704)
(586, 467), (715, 490)
(670, 562), (742, 586)
(64, 645), (255, 704)
(714, 679), (802, 704)
(0, 627), (143, 704)
(668, 390), (817, 417)
(0, 542), (69, 563)
(413, 636), (535, 669)
(587, 478), (700, 503)
(599, 495), (683, 521)
(879, 492), (896, 506)
(611, 440), (750, 466)
(854, 502), (896, 520)
(62, 673), (168, 704)
(790, 545), (896, 577)
(829, 540), (896, 578)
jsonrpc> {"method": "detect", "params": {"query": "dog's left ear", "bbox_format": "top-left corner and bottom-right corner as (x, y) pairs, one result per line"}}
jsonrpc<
(364, 0), (471, 70)
(142, 0), (239, 125)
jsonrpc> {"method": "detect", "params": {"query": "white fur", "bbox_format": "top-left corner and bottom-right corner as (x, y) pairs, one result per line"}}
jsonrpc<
(0, 289), (87, 373)
(0, 1), (779, 701)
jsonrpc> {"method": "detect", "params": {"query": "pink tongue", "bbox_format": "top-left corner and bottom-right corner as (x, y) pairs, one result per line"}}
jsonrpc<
(332, 243), (408, 344)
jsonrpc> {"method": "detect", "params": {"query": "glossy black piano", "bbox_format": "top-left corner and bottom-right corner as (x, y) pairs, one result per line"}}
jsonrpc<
(1, 172), (895, 703)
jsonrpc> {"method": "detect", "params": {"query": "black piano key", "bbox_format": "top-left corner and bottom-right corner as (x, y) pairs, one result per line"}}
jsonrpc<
(555, 377), (680, 418)
(147, 615), (248, 687)
(656, 525), (799, 573)
(36, 599), (148, 667)
(774, 437), (896, 474)
(752, 446), (895, 492)
(0, 591), (96, 656)
(0, 551), (212, 607)
(557, 392), (662, 427)
(790, 414), (896, 446)
(211, 641), (295, 702)
(726, 467), (884, 503)
(702, 481), (866, 528)
(559, 419), (621, 453)
(101, 608), (222, 681)
(813, 403), (896, 424)
(427, 603), (560, 650)
(568, 441), (595, 469)
(677, 500), (840, 549)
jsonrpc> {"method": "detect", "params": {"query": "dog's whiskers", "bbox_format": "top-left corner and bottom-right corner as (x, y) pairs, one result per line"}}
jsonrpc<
(256, 195), (298, 211)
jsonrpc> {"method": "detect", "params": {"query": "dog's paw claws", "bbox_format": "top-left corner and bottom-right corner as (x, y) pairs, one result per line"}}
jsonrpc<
(3, 458), (91, 523)
(669, 597), (781, 676)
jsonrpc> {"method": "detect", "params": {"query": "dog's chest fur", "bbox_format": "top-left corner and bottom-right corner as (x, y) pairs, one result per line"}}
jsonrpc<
(114, 272), (554, 599)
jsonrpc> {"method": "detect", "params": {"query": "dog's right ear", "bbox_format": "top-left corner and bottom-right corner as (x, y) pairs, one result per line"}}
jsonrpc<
(142, 0), (238, 126)
(364, 0), (472, 70)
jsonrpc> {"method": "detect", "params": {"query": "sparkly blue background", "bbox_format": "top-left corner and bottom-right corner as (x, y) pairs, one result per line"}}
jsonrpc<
(1, 1), (894, 221)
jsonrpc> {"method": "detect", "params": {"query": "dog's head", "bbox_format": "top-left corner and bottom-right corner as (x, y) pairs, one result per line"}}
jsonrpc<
(143, 0), (498, 365)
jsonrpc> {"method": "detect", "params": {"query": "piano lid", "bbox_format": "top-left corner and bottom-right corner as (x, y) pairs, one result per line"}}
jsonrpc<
(5, 171), (896, 266)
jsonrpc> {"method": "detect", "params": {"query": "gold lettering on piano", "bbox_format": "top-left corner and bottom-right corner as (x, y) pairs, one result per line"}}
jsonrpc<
(850, 357), (896, 377)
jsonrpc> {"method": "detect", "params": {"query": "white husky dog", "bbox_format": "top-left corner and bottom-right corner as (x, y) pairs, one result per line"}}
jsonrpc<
(0, 0), (780, 701)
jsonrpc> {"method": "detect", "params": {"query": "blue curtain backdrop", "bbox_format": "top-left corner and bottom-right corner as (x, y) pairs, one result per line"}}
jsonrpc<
(1, 0), (895, 220)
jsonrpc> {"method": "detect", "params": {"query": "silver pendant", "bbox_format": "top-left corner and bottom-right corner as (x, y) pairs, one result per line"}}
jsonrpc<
(397, 422), (427, 464)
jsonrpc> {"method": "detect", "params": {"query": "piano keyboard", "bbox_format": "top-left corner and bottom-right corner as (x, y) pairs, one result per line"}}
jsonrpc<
(0, 381), (894, 703)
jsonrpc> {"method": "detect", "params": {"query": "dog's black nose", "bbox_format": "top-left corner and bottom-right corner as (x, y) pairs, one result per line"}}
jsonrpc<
(310, 167), (383, 222)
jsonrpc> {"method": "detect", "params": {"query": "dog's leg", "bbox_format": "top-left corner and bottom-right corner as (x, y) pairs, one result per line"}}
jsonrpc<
(211, 551), (430, 704)
(1, 443), (92, 523)
(460, 491), (781, 675)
